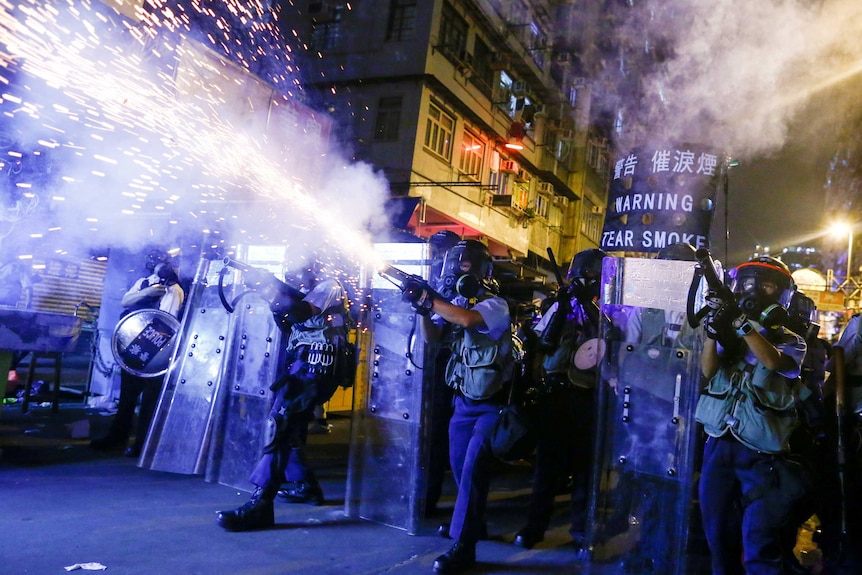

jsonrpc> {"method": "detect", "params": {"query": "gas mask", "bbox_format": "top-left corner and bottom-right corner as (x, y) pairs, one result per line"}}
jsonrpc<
(730, 257), (795, 330)
(145, 249), (169, 273)
(439, 272), (481, 300)
(737, 292), (789, 330)
(437, 240), (493, 301)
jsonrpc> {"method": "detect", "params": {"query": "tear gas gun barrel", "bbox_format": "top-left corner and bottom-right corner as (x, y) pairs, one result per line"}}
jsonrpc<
(687, 248), (736, 329)
(377, 263), (416, 289)
(540, 248), (572, 348)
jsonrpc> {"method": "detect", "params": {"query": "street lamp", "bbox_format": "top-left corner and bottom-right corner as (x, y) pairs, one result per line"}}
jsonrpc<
(831, 222), (854, 279)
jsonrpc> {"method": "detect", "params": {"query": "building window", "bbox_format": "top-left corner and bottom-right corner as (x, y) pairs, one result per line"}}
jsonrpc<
(439, 2), (468, 61)
(587, 138), (609, 176)
(535, 193), (550, 220)
(528, 22), (546, 68)
(458, 131), (484, 178)
(471, 37), (494, 96)
(311, 5), (344, 51)
(424, 102), (455, 161)
(582, 203), (603, 243)
(374, 96), (402, 141)
(386, 0), (416, 41)
(496, 71), (531, 120)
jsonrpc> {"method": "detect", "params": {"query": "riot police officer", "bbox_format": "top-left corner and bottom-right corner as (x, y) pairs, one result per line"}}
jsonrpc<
(216, 254), (349, 531)
(696, 256), (807, 575)
(402, 239), (512, 574)
(91, 249), (184, 457)
(513, 248), (608, 551)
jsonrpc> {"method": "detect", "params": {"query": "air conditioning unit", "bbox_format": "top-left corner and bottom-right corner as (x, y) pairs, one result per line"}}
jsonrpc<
(500, 159), (519, 173)
(511, 80), (528, 97)
(490, 194), (515, 208)
(553, 195), (569, 207)
(538, 182), (554, 194)
(591, 205), (605, 215)
(516, 168), (530, 182)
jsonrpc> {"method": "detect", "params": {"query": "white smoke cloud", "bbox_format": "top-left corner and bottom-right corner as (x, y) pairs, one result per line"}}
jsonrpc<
(617, 0), (862, 160)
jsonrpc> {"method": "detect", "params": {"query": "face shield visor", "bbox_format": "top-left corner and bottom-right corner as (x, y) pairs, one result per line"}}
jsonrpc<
(566, 249), (607, 300)
(787, 292), (818, 339)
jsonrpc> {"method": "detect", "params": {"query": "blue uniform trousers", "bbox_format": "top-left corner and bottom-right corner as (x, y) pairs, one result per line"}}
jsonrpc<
(447, 394), (503, 545)
(249, 365), (336, 496)
(699, 435), (796, 575)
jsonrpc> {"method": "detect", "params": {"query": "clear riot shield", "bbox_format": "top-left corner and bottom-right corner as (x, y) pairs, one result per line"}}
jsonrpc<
(141, 248), (280, 491)
(584, 257), (708, 575)
(140, 255), (233, 474)
(345, 242), (434, 535)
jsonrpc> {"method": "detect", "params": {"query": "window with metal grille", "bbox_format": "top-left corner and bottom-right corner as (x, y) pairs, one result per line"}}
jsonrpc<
(386, 0), (416, 41)
(439, 2), (468, 60)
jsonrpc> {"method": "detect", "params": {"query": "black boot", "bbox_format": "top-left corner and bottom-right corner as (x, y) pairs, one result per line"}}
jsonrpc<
(216, 488), (274, 531)
(513, 526), (544, 549)
(433, 542), (476, 574)
(276, 481), (324, 506)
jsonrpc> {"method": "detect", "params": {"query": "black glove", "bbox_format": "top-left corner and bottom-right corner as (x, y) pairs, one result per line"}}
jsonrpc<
(704, 301), (742, 340)
(401, 277), (435, 316)
(704, 289), (729, 311)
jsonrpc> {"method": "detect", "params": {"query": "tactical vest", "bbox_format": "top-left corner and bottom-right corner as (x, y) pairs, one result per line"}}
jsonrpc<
(445, 298), (514, 400)
(695, 359), (799, 454)
(286, 304), (350, 380)
(541, 307), (599, 388)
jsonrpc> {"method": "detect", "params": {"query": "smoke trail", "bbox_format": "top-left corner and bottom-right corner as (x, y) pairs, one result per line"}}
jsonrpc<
(591, 0), (862, 160)
(0, 0), (389, 269)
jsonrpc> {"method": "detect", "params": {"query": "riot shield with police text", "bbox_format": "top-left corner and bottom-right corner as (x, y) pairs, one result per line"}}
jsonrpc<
(140, 250), (281, 491)
(584, 256), (709, 575)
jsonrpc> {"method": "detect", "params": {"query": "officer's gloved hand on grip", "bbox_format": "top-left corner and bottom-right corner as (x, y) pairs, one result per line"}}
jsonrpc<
(401, 276), (435, 316)
(704, 301), (742, 341)
(705, 289), (730, 311)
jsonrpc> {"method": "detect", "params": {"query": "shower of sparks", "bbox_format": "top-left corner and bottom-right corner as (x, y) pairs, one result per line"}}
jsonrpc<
(0, 0), (386, 273)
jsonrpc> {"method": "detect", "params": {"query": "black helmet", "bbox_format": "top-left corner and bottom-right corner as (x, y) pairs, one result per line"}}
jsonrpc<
(428, 230), (461, 260)
(283, 251), (325, 293)
(438, 240), (493, 299)
(566, 248), (608, 283)
(787, 290), (818, 338)
(657, 242), (697, 261)
(566, 248), (608, 300)
(730, 256), (795, 325)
